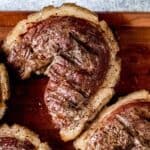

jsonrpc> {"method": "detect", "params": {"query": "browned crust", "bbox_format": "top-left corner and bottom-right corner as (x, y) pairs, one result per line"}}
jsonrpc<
(3, 3), (120, 141)
(74, 90), (150, 150)
(0, 64), (10, 119)
(0, 124), (51, 150)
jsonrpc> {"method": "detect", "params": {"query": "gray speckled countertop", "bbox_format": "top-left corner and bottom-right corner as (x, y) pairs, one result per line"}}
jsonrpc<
(0, 0), (149, 11)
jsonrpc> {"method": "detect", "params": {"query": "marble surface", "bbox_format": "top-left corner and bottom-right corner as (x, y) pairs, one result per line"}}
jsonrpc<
(0, 0), (149, 11)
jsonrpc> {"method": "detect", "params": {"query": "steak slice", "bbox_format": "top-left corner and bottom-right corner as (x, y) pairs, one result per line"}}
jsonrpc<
(74, 90), (150, 150)
(3, 4), (120, 141)
(0, 124), (50, 150)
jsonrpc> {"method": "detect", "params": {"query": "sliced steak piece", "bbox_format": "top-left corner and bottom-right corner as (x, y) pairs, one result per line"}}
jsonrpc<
(0, 124), (51, 150)
(3, 4), (120, 141)
(74, 90), (150, 150)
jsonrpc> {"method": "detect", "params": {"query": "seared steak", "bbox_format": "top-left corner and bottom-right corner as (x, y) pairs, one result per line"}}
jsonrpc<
(3, 4), (120, 141)
(74, 90), (150, 150)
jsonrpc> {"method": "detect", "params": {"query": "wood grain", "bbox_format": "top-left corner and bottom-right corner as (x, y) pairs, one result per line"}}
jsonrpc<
(0, 12), (150, 150)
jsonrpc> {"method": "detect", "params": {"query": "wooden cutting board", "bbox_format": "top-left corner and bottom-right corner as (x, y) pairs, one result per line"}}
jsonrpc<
(0, 12), (150, 150)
